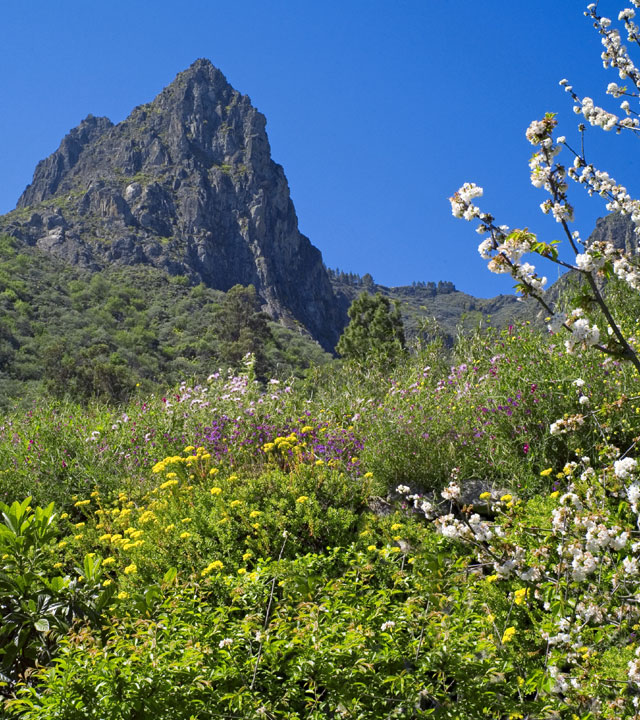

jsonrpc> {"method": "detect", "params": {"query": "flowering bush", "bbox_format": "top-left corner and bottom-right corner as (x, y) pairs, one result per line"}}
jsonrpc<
(451, 1), (640, 376)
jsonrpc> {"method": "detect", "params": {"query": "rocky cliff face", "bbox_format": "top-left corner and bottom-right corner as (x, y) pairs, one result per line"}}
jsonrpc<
(586, 212), (638, 255)
(2, 59), (344, 351)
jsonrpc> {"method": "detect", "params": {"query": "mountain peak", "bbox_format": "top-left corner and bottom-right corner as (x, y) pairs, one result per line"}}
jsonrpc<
(4, 62), (344, 350)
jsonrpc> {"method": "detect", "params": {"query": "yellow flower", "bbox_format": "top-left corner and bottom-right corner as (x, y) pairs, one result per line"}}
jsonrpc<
(181, 517), (192, 524)
(486, 575), (498, 583)
(237, 568), (247, 575)
(514, 588), (527, 605)
(202, 559), (224, 576)
(74, 522), (85, 529)
(210, 487), (222, 495)
(229, 500), (243, 508)
(60, 513), (69, 520)
(164, 524), (175, 532)
(138, 511), (156, 524)
(540, 468), (553, 477)
(363, 472), (374, 479)
(74, 499), (91, 507)
(90, 491), (100, 498)
(74, 534), (84, 541)
(500, 494), (512, 503)
(242, 551), (253, 562)
(501, 626), (516, 643)
(180, 532), (191, 540)
(209, 468), (219, 476)
(166, 472), (177, 479)
(390, 523), (402, 531)
(117, 591), (129, 600)
(99, 534), (112, 542)
(487, 614), (495, 624)
(301, 426), (313, 434)
(184, 446), (195, 453)
(315, 459), (324, 466)
(103, 579), (113, 587)
(550, 491), (559, 499)
(124, 563), (137, 575)
(53, 562), (63, 569)
(252, 523), (260, 529)
(102, 557), (116, 567)
(367, 545), (377, 552)
(296, 496), (309, 504)
(479, 491), (492, 500)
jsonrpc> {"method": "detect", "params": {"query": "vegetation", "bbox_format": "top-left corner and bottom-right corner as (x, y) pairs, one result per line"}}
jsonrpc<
(0, 277), (639, 717)
(336, 291), (406, 367)
(0, 234), (329, 408)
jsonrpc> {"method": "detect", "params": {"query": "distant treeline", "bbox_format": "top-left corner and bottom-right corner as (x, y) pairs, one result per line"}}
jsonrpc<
(326, 267), (456, 295)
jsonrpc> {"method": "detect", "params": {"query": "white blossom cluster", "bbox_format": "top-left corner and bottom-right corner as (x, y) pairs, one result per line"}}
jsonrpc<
(564, 317), (601, 353)
(441, 481), (461, 501)
(574, 96), (619, 131)
(549, 414), (586, 435)
(613, 254), (640, 289)
(449, 182), (484, 221)
(629, 647), (640, 687)
(615, 456), (638, 479)
(627, 482), (640, 513)
(450, 183), (549, 297)
(586, 2), (640, 87)
(567, 161), (640, 233)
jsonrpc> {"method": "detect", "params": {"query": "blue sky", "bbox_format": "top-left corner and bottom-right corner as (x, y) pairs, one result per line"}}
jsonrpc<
(1, 1), (637, 297)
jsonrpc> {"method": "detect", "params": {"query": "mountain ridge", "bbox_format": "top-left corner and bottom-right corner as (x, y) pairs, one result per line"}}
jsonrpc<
(2, 59), (344, 351)
(1, 59), (635, 357)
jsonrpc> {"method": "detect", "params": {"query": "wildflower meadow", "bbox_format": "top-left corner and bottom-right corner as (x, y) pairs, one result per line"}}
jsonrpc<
(3, 1), (640, 717)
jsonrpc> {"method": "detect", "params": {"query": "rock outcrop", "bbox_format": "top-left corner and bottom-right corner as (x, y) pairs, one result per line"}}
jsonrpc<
(2, 59), (344, 351)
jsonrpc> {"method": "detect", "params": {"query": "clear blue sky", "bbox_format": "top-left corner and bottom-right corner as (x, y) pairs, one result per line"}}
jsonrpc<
(1, 1), (636, 297)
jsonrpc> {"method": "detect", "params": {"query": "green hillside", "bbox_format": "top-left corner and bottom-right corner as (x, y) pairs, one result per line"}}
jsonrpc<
(0, 234), (330, 408)
(1, 280), (639, 717)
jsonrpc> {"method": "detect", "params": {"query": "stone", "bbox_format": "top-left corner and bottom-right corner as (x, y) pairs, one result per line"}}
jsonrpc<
(2, 59), (345, 352)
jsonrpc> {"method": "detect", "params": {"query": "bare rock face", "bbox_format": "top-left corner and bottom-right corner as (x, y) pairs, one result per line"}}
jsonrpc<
(3, 59), (344, 351)
(586, 212), (638, 255)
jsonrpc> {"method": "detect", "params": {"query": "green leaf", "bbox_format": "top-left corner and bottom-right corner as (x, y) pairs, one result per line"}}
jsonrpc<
(163, 567), (177, 585)
(34, 618), (49, 633)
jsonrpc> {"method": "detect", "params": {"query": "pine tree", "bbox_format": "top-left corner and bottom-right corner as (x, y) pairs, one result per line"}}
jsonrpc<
(336, 292), (406, 367)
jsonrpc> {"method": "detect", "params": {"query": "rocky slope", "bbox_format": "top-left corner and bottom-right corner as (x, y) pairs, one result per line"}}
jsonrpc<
(1, 59), (343, 351)
(2, 59), (635, 353)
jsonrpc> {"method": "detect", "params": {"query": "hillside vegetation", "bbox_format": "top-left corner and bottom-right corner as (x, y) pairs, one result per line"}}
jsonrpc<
(0, 234), (330, 408)
(1, 281), (640, 718)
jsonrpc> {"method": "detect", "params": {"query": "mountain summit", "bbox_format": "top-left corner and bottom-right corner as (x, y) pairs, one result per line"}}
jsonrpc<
(4, 59), (343, 350)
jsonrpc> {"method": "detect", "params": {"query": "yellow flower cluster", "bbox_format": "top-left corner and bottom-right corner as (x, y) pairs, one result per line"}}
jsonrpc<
(201, 559), (224, 576)
(514, 588), (528, 605)
(152, 446), (213, 475)
(262, 433), (302, 454)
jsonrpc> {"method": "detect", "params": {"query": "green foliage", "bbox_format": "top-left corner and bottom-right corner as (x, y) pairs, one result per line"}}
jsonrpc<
(0, 277), (639, 717)
(0, 499), (113, 692)
(336, 291), (406, 367)
(0, 237), (328, 407)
